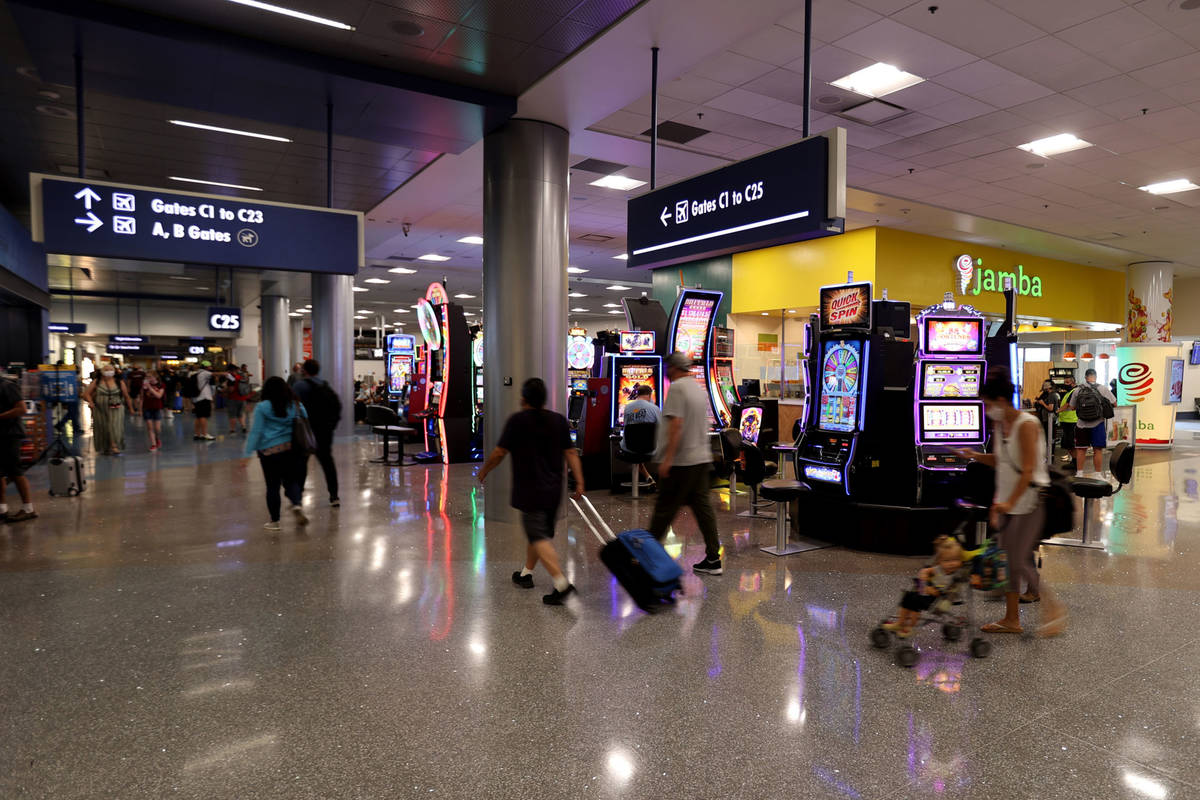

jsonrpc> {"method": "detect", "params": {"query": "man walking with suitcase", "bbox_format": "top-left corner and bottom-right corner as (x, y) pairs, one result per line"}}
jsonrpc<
(478, 377), (585, 606)
(649, 352), (723, 575)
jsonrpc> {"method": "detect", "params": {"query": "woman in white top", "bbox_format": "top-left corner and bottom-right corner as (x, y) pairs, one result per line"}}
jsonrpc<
(958, 370), (1067, 637)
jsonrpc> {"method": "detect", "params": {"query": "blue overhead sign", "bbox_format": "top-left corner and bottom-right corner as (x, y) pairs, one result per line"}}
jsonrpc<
(32, 175), (362, 275)
(48, 322), (86, 333)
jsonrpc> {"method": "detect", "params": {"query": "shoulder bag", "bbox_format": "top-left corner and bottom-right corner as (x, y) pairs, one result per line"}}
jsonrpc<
(291, 401), (317, 455)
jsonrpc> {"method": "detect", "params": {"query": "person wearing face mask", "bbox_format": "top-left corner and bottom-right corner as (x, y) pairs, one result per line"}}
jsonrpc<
(955, 369), (1067, 638)
(83, 364), (133, 455)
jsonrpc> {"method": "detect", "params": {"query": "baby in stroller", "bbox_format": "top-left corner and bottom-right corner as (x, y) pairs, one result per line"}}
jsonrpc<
(882, 535), (968, 638)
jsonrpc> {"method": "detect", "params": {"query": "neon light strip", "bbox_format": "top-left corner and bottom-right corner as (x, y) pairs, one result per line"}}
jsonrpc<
(632, 211), (810, 256)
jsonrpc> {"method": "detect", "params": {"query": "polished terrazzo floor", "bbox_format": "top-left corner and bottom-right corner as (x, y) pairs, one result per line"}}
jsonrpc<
(2, 411), (1199, 799)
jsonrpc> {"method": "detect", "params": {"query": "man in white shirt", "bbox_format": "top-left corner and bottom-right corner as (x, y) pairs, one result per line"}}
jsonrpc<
(193, 361), (215, 441)
(647, 352), (723, 575)
(621, 384), (660, 488)
(1068, 368), (1117, 478)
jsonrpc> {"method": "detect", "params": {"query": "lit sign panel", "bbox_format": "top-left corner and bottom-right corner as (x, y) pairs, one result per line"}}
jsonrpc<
(207, 306), (242, 332)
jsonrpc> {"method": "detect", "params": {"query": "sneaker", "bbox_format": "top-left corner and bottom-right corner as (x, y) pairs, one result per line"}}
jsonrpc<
(6, 509), (37, 523)
(512, 571), (534, 589)
(693, 557), (723, 575)
(193, 436), (203, 441)
(1075, 471), (1084, 478)
(542, 584), (577, 605)
(330, 498), (340, 508)
(201, 434), (216, 441)
(263, 520), (281, 532)
(1060, 454), (1072, 462)
(291, 506), (309, 526)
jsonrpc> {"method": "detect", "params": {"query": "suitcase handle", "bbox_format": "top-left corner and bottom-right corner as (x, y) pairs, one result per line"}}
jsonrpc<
(569, 496), (615, 545)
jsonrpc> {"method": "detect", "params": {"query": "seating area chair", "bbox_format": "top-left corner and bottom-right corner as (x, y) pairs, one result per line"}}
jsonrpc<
(759, 477), (812, 555)
(1048, 442), (1134, 549)
(365, 404), (415, 464)
(721, 428), (777, 519)
(617, 422), (657, 499)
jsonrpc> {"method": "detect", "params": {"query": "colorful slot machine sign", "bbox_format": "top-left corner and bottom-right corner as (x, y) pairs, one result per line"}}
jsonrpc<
(820, 282), (872, 329)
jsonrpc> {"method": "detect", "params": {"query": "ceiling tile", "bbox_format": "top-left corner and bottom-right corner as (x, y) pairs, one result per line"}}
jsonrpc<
(741, 68), (810, 105)
(892, 0), (1044, 58)
(875, 112), (947, 138)
(952, 109), (1029, 136)
(806, 44), (876, 83)
(1065, 75), (1157, 107)
(991, 36), (1120, 92)
(660, 75), (735, 105)
(688, 131), (754, 155)
(706, 88), (782, 117)
(907, 148), (970, 168)
(689, 51), (777, 86)
(923, 95), (996, 124)
(753, 100), (809, 129)
(834, 18), (978, 78)
(1056, 6), (1161, 52)
(779, 0), (882, 42)
(1131, 51), (1200, 89)
(729, 25), (811, 67)
(838, 121), (904, 150)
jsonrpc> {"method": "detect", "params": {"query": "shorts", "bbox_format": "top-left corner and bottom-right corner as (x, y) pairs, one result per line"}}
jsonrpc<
(227, 398), (245, 418)
(1074, 423), (1106, 449)
(520, 507), (558, 543)
(0, 438), (22, 479)
(900, 591), (936, 613)
(193, 399), (213, 418)
(143, 409), (162, 421)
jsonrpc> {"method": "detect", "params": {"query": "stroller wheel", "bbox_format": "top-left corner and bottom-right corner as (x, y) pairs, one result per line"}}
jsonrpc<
(870, 627), (891, 649)
(895, 644), (919, 668)
(970, 637), (992, 659)
(942, 624), (963, 642)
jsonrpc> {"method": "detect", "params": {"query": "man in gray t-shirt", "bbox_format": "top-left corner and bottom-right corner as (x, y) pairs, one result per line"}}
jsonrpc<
(1068, 367), (1117, 478)
(648, 352), (723, 575)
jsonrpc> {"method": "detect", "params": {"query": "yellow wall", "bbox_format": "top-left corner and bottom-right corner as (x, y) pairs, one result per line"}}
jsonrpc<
(731, 226), (1125, 325)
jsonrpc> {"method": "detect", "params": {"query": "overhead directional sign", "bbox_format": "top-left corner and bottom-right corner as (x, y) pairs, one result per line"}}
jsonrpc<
(626, 130), (846, 270)
(48, 322), (86, 333)
(207, 306), (243, 332)
(32, 175), (363, 275)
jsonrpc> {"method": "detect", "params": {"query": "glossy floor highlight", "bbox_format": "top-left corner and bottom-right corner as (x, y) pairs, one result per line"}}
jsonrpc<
(2, 413), (1199, 798)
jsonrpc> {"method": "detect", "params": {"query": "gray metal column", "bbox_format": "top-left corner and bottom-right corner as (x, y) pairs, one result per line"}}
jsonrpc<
(483, 119), (569, 524)
(311, 273), (354, 438)
(290, 317), (305, 368)
(261, 293), (290, 380)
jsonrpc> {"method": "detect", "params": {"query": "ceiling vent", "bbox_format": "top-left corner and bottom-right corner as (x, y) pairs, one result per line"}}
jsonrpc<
(571, 158), (628, 175)
(812, 83), (874, 113)
(838, 99), (907, 125)
(386, 255), (418, 261)
(641, 121), (709, 144)
(578, 233), (614, 243)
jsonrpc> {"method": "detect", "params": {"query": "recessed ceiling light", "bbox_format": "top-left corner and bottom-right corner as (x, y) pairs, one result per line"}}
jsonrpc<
(392, 308), (411, 313)
(352, 287), (369, 292)
(568, 292), (587, 298)
(1017, 133), (1092, 158)
(364, 278), (390, 284)
(607, 309), (624, 314)
(195, 286), (211, 290)
(388, 266), (417, 274)
(590, 175), (647, 191)
(788, 309), (797, 313)
(299, 308), (311, 313)
(463, 311), (476, 316)
(289, 312), (303, 317)
(1138, 178), (1200, 195)
(169, 120), (292, 142)
(454, 293), (475, 299)
(570, 307), (589, 312)
(168, 176), (262, 191)
(223, 0), (355, 30)
(567, 266), (589, 274)
(418, 254), (450, 261)
(457, 235), (484, 245)
(613, 253), (629, 260)
(606, 284), (630, 291)
(603, 303), (621, 308)
(831, 62), (924, 98)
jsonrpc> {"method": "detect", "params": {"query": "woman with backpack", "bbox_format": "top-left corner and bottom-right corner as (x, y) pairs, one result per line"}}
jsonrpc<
(955, 369), (1067, 638)
(244, 376), (309, 531)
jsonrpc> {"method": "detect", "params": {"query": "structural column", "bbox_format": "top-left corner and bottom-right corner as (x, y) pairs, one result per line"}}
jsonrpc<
(260, 292), (290, 381)
(290, 317), (305, 369)
(482, 119), (569, 524)
(1126, 261), (1173, 343)
(311, 273), (354, 438)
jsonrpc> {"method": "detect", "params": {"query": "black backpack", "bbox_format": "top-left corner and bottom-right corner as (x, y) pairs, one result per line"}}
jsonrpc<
(181, 373), (201, 399)
(302, 379), (342, 428)
(1074, 383), (1112, 423)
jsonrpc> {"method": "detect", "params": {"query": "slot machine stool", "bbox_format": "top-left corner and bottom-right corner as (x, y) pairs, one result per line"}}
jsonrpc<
(1045, 442), (1133, 550)
(617, 423), (658, 499)
(759, 478), (813, 556)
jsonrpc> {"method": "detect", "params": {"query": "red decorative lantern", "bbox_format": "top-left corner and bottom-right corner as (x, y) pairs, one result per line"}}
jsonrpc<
(1064, 351), (1076, 360)
(1099, 353), (1110, 360)
(1081, 352), (1094, 360)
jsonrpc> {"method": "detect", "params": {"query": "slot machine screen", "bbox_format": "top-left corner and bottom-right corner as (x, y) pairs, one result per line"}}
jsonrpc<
(568, 393), (585, 422)
(672, 295), (717, 386)
(818, 339), (862, 433)
(923, 318), (984, 355)
(388, 354), (410, 395)
(616, 365), (658, 426)
(713, 362), (738, 406)
(739, 406), (763, 445)
(619, 330), (656, 353)
(921, 362), (983, 399)
(919, 403), (984, 442)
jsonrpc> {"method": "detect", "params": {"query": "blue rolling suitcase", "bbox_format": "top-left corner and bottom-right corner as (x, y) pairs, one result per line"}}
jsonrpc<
(572, 496), (683, 613)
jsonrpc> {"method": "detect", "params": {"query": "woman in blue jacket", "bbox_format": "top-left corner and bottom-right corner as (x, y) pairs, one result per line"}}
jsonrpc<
(245, 376), (309, 530)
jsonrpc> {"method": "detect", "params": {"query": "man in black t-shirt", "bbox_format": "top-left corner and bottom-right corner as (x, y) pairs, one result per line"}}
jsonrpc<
(478, 377), (585, 606)
(0, 372), (36, 522)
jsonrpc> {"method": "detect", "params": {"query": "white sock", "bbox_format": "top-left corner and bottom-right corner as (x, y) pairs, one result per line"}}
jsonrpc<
(1075, 471), (1083, 478)
(552, 575), (569, 592)
(22, 504), (33, 513)
(0, 504), (7, 514)
(520, 567), (533, 577)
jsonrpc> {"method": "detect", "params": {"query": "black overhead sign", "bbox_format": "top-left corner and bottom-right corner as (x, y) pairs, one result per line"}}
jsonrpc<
(32, 175), (362, 275)
(48, 322), (86, 333)
(626, 133), (845, 270)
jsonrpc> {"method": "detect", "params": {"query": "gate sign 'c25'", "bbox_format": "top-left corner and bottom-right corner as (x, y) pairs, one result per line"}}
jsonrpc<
(31, 175), (363, 275)
(625, 132), (845, 269)
(208, 307), (243, 332)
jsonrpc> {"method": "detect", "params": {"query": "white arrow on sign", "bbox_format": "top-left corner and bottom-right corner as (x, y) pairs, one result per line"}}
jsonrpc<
(73, 187), (101, 210)
(660, 206), (670, 227)
(74, 211), (103, 233)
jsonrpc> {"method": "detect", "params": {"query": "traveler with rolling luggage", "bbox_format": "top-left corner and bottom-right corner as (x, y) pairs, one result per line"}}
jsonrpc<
(477, 377), (585, 606)
(0, 367), (36, 522)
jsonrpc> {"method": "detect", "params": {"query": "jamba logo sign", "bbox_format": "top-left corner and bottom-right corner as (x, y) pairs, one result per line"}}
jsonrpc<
(955, 254), (974, 294)
(1118, 362), (1153, 403)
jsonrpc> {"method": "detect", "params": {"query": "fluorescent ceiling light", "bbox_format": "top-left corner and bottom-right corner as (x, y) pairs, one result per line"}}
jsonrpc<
(603, 303), (621, 308)
(169, 120), (291, 142)
(831, 62), (924, 98)
(289, 312), (303, 317)
(223, 0), (354, 30)
(388, 266), (417, 274)
(168, 176), (262, 191)
(391, 308), (411, 313)
(1017, 133), (1091, 158)
(418, 254), (450, 262)
(613, 253), (629, 261)
(454, 293), (475, 299)
(567, 266), (589, 274)
(761, 312), (769, 316)
(590, 175), (647, 191)
(788, 309), (797, 313)
(570, 307), (589, 312)
(457, 235), (484, 245)
(364, 278), (390, 284)
(352, 286), (369, 292)
(1138, 178), (1200, 195)
(568, 292), (587, 298)
(607, 309), (624, 314)
(410, 304), (422, 309)
(463, 311), (476, 316)
(606, 284), (631, 291)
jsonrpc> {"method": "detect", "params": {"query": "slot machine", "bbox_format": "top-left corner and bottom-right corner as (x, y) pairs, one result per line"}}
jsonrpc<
(414, 282), (473, 464)
(567, 327), (595, 395)
(711, 326), (738, 428)
(913, 298), (987, 497)
(607, 331), (662, 429)
(665, 288), (725, 428)
(470, 328), (484, 460)
(385, 333), (416, 400)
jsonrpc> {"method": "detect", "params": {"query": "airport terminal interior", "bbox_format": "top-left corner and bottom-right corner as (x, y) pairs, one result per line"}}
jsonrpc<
(3, 1), (1200, 798)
